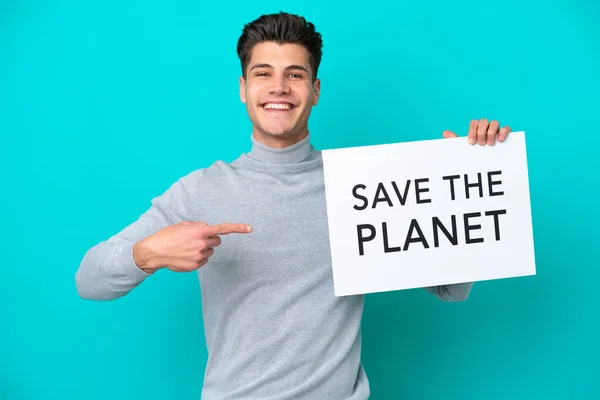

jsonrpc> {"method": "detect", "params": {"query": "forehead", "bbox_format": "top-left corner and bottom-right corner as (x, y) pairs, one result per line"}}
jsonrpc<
(248, 41), (311, 70)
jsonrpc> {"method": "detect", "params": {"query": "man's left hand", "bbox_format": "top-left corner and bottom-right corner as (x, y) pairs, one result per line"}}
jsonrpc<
(442, 119), (511, 145)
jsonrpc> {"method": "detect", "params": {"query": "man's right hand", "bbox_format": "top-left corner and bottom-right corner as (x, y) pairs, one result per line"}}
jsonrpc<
(132, 221), (253, 274)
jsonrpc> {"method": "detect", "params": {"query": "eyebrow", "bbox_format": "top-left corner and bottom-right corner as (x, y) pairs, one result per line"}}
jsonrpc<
(250, 63), (309, 73)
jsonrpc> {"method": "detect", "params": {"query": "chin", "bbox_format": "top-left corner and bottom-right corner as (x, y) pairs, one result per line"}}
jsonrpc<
(261, 125), (296, 138)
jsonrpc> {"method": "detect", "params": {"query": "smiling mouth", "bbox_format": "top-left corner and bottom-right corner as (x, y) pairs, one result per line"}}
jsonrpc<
(261, 102), (296, 111)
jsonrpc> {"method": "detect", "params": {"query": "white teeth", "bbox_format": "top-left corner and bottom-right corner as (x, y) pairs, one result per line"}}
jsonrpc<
(263, 103), (291, 110)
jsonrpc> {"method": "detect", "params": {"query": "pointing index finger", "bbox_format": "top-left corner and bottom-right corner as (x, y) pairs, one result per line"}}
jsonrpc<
(206, 223), (252, 236)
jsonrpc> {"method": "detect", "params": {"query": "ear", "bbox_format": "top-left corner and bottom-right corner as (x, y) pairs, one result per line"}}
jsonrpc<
(312, 78), (321, 106)
(239, 76), (246, 104)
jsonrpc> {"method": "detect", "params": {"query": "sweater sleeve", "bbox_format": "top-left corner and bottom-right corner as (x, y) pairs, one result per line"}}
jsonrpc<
(75, 178), (188, 301)
(423, 282), (474, 302)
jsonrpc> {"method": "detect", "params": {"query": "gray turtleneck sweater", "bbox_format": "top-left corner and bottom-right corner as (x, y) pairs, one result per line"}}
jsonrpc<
(75, 134), (473, 399)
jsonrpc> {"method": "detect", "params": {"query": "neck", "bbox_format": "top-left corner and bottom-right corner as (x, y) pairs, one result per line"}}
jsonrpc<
(251, 129), (309, 149)
(247, 131), (314, 165)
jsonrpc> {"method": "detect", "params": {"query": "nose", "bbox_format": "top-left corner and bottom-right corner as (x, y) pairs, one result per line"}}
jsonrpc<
(269, 75), (290, 94)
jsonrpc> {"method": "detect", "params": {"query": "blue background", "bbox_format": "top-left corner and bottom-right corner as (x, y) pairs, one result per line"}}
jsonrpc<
(2, 0), (599, 398)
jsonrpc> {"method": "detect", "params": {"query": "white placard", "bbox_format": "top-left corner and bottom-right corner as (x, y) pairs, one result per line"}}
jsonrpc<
(322, 131), (536, 297)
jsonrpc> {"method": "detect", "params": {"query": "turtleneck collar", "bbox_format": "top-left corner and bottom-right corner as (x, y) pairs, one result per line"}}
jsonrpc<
(247, 133), (314, 165)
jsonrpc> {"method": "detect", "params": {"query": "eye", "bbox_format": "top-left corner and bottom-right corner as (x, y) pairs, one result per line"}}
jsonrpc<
(288, 73), (304, 79)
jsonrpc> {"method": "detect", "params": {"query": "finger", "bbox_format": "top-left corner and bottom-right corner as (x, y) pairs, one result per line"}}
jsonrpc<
(487, 120), (500, 145)
(498, 126), (511, 142)
(206, 223), (252, 236)
(442, 130), (458, 139)
(477, 118), (489, 145)
(197, 236), (222, 252)
(196, 258), (209, 268)
(204, 236), (222, 248)
(199, 247), (215, 258)
(467, 120), (478, 144)
(207, 236), (221, 247)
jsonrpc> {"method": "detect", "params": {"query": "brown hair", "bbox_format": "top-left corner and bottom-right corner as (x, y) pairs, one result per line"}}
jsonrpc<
(236, 12), (323, 80)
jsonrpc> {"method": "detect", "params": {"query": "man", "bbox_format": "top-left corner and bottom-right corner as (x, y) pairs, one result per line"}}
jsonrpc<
(76, 11), (511, 399)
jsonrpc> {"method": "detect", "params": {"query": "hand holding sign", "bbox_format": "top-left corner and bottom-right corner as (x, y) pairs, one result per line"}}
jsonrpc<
(322, 127), (535, 297)
(133, 221), (253, 274)
(442, 118), (512, 145)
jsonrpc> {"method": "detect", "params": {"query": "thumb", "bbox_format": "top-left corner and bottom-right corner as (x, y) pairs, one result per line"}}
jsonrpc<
(442, 130), (458, 139)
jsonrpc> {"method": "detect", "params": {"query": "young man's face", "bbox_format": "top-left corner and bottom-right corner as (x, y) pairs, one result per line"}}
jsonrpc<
(240, 41), (320, 148)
